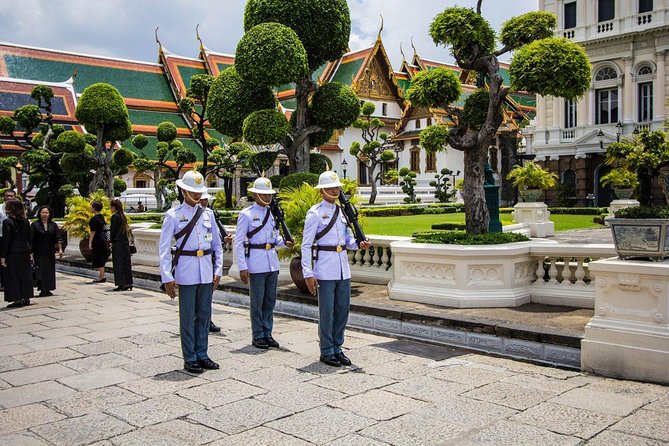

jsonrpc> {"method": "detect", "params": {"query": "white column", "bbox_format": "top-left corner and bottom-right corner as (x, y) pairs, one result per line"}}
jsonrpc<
(577, 94), (587, 127)
(536, 95), (547, 128)
(655, 50), (666, 122)
(623, 56), (634, 124)
(588, 87), (596, 126)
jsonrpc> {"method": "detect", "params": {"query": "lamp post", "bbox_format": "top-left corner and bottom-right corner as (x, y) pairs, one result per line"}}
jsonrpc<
(615, 121), (623, 142)
(451, 169), (460, 192)
(341, 159), (348, 179)
(598, 129), (605, 150)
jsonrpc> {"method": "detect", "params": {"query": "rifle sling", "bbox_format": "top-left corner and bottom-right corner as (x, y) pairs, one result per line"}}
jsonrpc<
(315, 206), (340, 241)
(172, 206), (204, 269)
(246, 208), (271, 239)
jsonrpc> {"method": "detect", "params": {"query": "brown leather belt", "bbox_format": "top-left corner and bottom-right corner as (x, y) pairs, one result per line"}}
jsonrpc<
(246, 243), (276, 250)
(316, 245), (345, 252)
(180, 249), (211, 257)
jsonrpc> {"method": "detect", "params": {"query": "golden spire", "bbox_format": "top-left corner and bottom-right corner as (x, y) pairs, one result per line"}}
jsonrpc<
(377, 15), (384, 41)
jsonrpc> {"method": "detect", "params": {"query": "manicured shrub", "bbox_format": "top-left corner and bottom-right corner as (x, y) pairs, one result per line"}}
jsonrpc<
(412, 230), (530, 245)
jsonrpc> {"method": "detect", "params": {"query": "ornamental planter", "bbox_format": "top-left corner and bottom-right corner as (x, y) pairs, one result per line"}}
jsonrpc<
(519, 189), (542, 202)
(289, 257), (311, 294)
(608, 218), (669, 261)
(613, 188), (635, 200)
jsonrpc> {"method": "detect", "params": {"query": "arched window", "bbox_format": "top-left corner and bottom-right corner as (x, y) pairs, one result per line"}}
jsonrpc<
(562, 169), (577, 197)
(594, 66), (620, 124)
(595, 66), (618, 81)
(636, 64), (655, 123)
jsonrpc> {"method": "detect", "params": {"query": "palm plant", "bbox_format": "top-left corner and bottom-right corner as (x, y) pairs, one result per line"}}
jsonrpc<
(63, 191), (111, 239)
(507, 161), (558, 190)
(600, 168), (639, 189)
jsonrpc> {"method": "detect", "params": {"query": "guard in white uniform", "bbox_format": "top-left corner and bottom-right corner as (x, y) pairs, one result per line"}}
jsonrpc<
(301, 171), (371, 367)
(159, 170), (223, 374)
(234, 177), (293, 349)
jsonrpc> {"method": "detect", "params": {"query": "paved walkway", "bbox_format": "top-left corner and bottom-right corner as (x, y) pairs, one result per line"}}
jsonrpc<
(1, 273), (667, 445)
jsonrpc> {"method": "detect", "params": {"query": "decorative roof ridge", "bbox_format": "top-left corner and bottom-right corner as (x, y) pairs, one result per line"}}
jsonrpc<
(202, 49), (236, 58)
(163, 54), (203, 63)
(341, 46), (374, 59)
(350, 35), (404, 103)
(0, 41), (164, 68)
(0, 76), (74, 88)
(418, 57), (460, 70)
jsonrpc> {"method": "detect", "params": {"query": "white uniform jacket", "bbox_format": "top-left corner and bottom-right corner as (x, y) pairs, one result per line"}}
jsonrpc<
(234, 203), (286, 274)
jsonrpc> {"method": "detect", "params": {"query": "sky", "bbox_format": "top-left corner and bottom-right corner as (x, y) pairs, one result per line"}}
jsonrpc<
(0, 0), (539, 69)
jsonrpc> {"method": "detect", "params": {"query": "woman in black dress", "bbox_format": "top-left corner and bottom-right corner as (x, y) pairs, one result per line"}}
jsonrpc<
(31, 206), (63, 297)
(88, 201), (107, 283)
(110, 199), (133, 291)
(0, 200), (33, 307)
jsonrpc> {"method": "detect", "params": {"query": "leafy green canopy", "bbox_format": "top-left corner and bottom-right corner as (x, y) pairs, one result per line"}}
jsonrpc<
(510, 37), (591, 99)
(405, 68), (462, 109)
(429, 7), (495, 61)
(244, 0), (351, 70)
(75, 83), (128, 126)
(500, 11), (556, 48)
(420, 124), (450, 153)
(235, 22), (308, 87)
(207, 67), (276, 137)
(462, 89), (499, 131)
(56, 130), (85, 154)
(243, 109), (290, 145)
(310, 82), (360, 130)
(157, 122), (177, 142)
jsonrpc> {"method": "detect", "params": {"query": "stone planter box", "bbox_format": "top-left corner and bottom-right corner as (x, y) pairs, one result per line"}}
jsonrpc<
(388, 240), (536, 308)
(609, 218), (669, 261)
(512, 202), (554, 238)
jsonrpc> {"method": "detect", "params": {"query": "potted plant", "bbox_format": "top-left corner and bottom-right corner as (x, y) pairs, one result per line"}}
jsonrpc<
(599, 168), (639, 200)
(609, 206), (669, 261)
(507, 161), (558, 202)
(62, 191), (111, 261)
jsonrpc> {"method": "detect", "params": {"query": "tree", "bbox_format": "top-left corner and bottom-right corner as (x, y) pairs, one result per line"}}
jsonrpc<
(75, 83), (134, 198)
(349, 102), (397, 204)
(208, 142), (254, 209)
(431, 168), (457, 203)
(0, 85), (73, 216)
(604, 129), (669, 206)
(407, 3), (590, 234)
(132, 122), (197, 209)
(207, 0), (360, 173)
(399, 167), (421, 203)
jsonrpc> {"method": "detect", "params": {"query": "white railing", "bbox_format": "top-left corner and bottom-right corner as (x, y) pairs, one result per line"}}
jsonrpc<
(348, 235), (411, 284)
(358, 186), (439, 205)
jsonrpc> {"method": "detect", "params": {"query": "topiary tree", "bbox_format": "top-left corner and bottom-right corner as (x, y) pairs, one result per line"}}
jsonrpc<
(430, 168), (456, 203)
(0, 85), (76, 216)
(207, 0), (360, 173)
(309, 152), (332, 174)
(75, 83), (134, 199)
(406, 3), (590, 234)
(208, 142), (254, 209)
(349, 102), (397, 204)
(399, 167), (421, 204)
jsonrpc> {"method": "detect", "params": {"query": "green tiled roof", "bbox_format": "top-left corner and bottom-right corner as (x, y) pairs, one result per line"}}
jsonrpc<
(510, 93), (536, 108)
(128, 110), (190, 128)
(177, 65), (207, 90)
(3, 54), (174, 101)
(0, 90), (68, 115)
(129, 136), (203, 161)
(205, 128), (230, 145)
(216, 62), (233, 73)
(330, 58), (364, 85)
(280, 98), (296, 110)
(397, 78), (410, 93)
(499, 66), (511, 86)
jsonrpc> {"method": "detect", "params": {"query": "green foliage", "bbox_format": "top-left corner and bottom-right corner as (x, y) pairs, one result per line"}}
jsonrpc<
(58, 184), (76, 198)
(207, 67), (276, 137)
(429, 6), (496, 61)
(510, 37), (591, 99)
(187, 74), (214, 101)
(103, 119), (133, 142)
(420, 124), (449, 153)
(340, 177), (358, 196)
(500, 11), (556, 48)
(156, 122), (177, 142)
(405, 68), (461, 108)
(269, 175), (283, 190)
(63, 191), (112, 239)
(308, 127), (334, 147)
(75, 83), (128, 127)
(549, 207), (608, 215)
(309, 153), (331, 174)
(56, 130), (85, 154)
(399, 168), (421, 204)
(605, 130), (669, 170)
(600, 168), (639, 189)
(554, 182), (576, 207)
(249, 150), (279, 172)
(413, 230), (530, 245)
(614, 206), (669, 219)
(113, 177), (127, 196)
(243, 0), (351, 70)
(310, 83), (360, 130)
(131, 134), (148, 150)
(430, 168), (456, 203)
(235, 22), (308, 87)
(276, 182), (323, 259)
(13, 105), (42, 132)
(361, 204), (459, 217)
(0, 116), (15, 135)
(462, 89), (498, 131)
(60, 145), (95, 174)
(112, 147), (134, 168)
(455, 178), (464, 191)
(30, 85), (54, 104)
(243, 109), (290, 145)
(431, 222), (467, 230)
(361, 102), (375, 116)
(507, 161), (558, 190)
(383, 168), (399, 185)
(279, 172), (319, 190)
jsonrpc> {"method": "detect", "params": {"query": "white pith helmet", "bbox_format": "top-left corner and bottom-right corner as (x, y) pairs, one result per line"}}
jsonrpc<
(176, 170), (208, 193)
(315, 170), (343, 189)
(248, 177), (276, 194)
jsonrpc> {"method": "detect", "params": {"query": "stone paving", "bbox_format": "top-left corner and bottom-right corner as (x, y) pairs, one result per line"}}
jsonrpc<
(0, 273), (667, 446)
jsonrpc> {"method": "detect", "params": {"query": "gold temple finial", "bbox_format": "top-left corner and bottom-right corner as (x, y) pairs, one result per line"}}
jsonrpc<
(377, 15), (384, 41)
(196, 24), (204, 51)
(155, 27), (161, 46)
(399, 43), (406, 63)
(411, 36), (417, 59)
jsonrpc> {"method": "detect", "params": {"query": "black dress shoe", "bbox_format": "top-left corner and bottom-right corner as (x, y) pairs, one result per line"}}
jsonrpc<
(336, 352), (352, 366)
(265, 336), (280, 348)
(252, 338), (270, 349)
(38, 291), (49, 297)
(111, 287), (124, 292)
(209, 321), (221, 333)
(7, 300), (23, 308)
(184, 361), (204, 374)
(197, 358), (219, 370)
(22, 299), (31, 306)
(320, 354), (341, 367)
(91, 278), (106, 283)
(122, 285), (133, 291)
(45, 291), (53, 296)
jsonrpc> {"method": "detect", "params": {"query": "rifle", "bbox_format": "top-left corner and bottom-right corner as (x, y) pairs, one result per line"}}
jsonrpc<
(338, 188), (366, 244)
(211, 207), (229, 239)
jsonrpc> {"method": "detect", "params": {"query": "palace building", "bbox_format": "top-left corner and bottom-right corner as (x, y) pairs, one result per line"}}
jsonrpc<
(0, 31), (535, 204)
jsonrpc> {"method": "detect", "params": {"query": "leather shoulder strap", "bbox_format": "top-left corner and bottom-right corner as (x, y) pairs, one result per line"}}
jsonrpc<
(315, 206), (340, 241)
(246, 208), (270, 239)
(172, 206), (204, 268)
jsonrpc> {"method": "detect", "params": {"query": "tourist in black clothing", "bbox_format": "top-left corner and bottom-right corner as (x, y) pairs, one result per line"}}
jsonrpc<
(31, 206), (63, 297)
(0, 200), (33, 307)
(110, 199), (133, 291)
(88, 201), (107, 283)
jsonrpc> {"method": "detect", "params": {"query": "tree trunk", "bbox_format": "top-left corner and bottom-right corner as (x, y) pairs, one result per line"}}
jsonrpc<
(154, 168), (163, 210)
(288, 77), (314, 173)
(638, 167), (653, 206)
(463, 147), (489, 234)
(224, 177), (233, 209)
(368, 163), (378, 205)
(88, 125), (106, 195)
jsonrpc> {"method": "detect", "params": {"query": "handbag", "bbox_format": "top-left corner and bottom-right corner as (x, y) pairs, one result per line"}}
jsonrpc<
(128, 229), (137, 255)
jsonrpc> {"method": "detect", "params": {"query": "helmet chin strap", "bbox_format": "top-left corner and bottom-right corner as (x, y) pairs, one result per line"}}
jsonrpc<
(256, 194), (271, 206)
(321, 189), (340, 201)
(183, 190), (200, 205)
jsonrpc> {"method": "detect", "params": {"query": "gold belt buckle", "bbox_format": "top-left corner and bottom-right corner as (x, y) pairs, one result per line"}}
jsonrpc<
(336, 245), (343, 252)
(265, 243), (272, 250)
(196, 249), (204, 257)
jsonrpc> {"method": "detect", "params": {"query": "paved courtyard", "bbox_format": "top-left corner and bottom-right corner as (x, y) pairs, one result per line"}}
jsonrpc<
(0, 273), (667, 446)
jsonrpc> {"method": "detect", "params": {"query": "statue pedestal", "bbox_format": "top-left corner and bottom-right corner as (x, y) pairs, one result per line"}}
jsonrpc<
(582, 258), (669, 384)
(608, 199), (640, 217)
(512, 202), (554, 238)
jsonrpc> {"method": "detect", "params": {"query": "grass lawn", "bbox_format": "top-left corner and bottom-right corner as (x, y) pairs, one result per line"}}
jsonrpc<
(363, 213), (603, 236)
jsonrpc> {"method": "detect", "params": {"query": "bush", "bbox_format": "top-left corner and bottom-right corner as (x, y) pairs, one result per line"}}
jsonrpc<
(243, 109), (290, 145)
(310, 82), (360, 130)
(360, 203), (461, 217)
(614, 206), (669, 219)
(412, 230), (530, 245)
(309, 153), (331, 174)
(549, 207), (608, 215)
(431, 222), (467, 230)
(127, 214), (163, 224)
(269, 175), (283, 190)
(279, 172), (319, 190)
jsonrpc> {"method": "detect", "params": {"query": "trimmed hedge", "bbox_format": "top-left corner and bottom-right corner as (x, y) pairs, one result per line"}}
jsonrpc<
(128, 214), (163, 224)
(614, 206), (669, 219)
(431, 222), (467, 231)
(361, 203), (462, 217)
(500, 207), (608, 215)
(412, 230), (530, 245)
